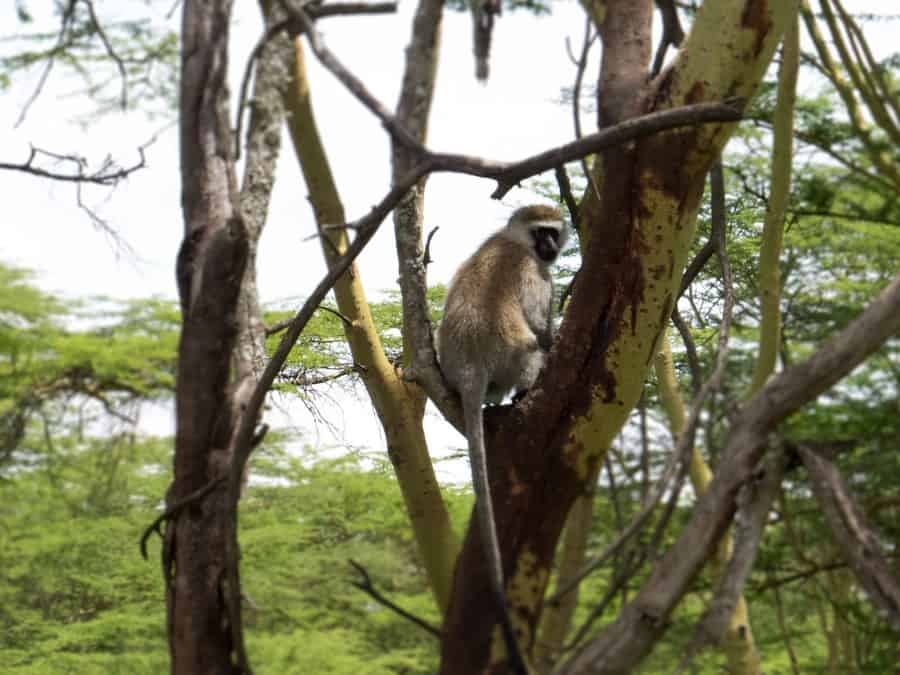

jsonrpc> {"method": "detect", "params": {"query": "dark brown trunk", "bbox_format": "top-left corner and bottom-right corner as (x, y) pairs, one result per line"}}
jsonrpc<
(438, 3), (655, 674)
(167, 1), (247, 673)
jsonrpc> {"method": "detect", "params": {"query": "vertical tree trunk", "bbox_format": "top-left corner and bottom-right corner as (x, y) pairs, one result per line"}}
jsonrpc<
(281, 23), (459, 611)
(440, 2), (795, 673)
(168, 1), (247, 672)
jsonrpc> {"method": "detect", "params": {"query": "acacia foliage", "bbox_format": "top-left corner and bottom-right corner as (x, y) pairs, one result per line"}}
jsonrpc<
(0, 430), (471, 675)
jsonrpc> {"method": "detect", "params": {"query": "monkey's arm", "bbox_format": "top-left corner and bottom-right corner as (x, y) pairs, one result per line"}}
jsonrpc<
(518, 274), (554, 353)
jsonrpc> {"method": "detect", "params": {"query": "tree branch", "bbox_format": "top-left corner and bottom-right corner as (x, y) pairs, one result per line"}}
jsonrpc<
(800, 444), (900, 631)
(0, 144), (148, 185)
(558, 272), (900, 674)
(349, 560), (442, 638)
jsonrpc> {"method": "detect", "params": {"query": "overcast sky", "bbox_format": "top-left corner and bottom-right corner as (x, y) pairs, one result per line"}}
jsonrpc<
(1, 1), (893, 474)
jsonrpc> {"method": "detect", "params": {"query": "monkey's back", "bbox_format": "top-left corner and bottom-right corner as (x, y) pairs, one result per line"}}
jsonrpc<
(437, 232), (551, 398)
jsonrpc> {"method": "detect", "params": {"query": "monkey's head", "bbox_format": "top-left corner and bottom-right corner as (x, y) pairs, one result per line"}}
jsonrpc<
(506, 204), (567, 264)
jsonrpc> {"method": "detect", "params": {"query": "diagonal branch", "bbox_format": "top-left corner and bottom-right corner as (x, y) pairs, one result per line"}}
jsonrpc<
(558, 272), (900, 674)
(799, 444), (900, 631)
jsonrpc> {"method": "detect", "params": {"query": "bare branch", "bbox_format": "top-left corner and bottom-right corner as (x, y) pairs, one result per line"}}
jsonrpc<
(15, 0), (78, 127)
(423, 226), (440, 267)
(282, 1), (743, 200)
(0, 143), (148, 185)
(235, 2), (398, 159)
(349, 560), (442, 638)
(281, 0), (420, 150)
(570, 15), (598, 203)
(672, 451), (786, 674)
(554, 165), (579, 225)
(800, 444), (900, 630)
(652, 0), (685, 77)
(83, 0), (128, 110)
(139, 475), (227, 560)
(559, 272), (900, 674)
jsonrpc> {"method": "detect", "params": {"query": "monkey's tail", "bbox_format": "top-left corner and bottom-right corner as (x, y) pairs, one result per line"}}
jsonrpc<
(462, 382), (528, 675)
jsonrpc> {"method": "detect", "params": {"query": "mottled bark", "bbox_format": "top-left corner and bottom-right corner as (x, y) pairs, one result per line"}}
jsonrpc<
(169, 0), (247, 673)
(440, 2), (795, 673)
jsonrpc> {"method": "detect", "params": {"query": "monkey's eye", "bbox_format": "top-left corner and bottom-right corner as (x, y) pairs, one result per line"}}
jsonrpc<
(535, 227), (560, 243)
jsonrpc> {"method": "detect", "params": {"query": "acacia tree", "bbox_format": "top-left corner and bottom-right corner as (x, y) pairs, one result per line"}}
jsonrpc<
(162, 1), (900, 675)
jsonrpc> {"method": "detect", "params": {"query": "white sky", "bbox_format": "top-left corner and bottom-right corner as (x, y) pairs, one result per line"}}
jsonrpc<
(1, 1), (894, 475)
(1, 1), (590, 305)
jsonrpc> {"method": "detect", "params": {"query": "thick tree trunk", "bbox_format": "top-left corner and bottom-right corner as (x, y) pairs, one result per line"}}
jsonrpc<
(168, 1), (247, 672)
(439, 2), (795, 673)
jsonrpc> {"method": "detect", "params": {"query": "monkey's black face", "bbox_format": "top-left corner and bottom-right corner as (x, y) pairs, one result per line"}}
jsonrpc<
(532, 226), (561, 263)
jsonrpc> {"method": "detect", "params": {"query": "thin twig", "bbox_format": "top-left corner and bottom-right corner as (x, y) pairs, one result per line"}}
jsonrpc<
(319, 305), (353, 327)
(0, 144), (148, 185)
(554, 165), (579, 226)
(572, 16), (599, 203)
(139, 475), (227, 560)
(282, 0), (420, 151)
(84, 0), (128, 110)
(423, 226), (440, 266)
(349, 560), (442, 638)
(235, 2), (398, 159)
(15, 0), (77, 127)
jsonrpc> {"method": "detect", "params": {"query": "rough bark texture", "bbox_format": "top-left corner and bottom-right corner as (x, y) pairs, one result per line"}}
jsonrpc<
(236, 0), (290, 383)
(169, 0), (247, 673)
(440, 2), (795, 674)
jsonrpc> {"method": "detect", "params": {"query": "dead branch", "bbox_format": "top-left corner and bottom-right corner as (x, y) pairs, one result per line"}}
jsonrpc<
(423, 226), (440, 267)
(672, 451), (786, 674)
(234, 1), (398, 158)
(83, 0), (128, 110)
(800, 444), (900, 631)
(651, 0), (685, 77)
(14, 0), (78, 127)
(139, 475), (227, 561)
(557, 272), (900, 674)
(285, 0), (743, 200)
(554, 165), (579, 225)
(0, 144), (148, 185)
(349, 560), (442, 638)
(570, 15), (598, 203)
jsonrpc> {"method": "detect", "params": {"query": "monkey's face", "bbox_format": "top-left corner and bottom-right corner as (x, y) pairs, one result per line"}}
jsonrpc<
(532, 226), (562, 263)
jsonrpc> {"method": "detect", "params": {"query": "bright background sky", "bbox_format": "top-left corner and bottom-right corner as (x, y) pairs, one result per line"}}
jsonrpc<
(2, 1), (590, 304)
(1, 1), (597, 475)
(1, 1), (893, 477)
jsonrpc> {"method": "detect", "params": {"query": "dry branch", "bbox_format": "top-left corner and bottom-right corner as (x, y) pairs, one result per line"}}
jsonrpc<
(559, 272), (900, 674)
(800, 445), (900, 631)
(0, 144), (148, 185)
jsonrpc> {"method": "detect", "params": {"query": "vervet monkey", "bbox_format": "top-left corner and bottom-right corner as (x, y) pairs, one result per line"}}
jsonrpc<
(438, 204), (566, 673)
(472, 0), (502, 81)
